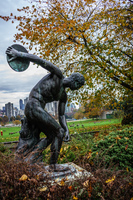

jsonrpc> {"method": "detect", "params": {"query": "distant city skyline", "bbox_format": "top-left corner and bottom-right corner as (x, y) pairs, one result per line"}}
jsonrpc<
(1, 99), (77, 120)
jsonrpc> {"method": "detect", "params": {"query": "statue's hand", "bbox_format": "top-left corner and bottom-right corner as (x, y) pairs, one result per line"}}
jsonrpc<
(6, 46), (19, 62)
(64, 131), (70, 142)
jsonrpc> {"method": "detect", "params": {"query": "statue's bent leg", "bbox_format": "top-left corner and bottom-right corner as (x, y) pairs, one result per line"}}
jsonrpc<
(25, 101), (60, 163)
(25, 101), (60, 133)
(50, 128), (64, 165)
(24, 101), (62, 163)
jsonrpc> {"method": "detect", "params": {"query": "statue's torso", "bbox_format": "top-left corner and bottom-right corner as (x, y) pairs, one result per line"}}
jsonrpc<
(29, 73), (66, 107)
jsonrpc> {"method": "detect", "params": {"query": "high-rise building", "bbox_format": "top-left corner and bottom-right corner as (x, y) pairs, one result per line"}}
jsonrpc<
(14, 107), (19, 118)
(24, 97), (29, 107)
(19, 97), (29, 111)
(65, 102), (76, 113)
(45, 101), (58, 117)
(5, 102), (13, 120)
(2, 107), (5, 115)
(19, 99), (24, 110)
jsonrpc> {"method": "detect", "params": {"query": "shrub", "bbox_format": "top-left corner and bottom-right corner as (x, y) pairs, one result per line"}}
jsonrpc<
(13, 120), (21, 125)
(121, 113), (133, 125)
(90, 127), (133, 171)
(0, 143), (6, 152)
(58, 134), (94, 164)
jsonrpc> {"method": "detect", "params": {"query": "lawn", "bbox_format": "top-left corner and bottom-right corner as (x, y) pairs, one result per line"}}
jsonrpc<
(0, 126), (20, 142)
(0, 118), (122, 143)
(68, 118), (121, 128)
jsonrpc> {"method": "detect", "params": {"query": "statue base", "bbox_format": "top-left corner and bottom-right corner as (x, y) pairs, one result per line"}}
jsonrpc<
(37, 162), (92, 184)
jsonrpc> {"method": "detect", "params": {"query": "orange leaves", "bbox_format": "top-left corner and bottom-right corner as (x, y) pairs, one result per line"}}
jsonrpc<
(68, 185), (73, 191)
(125, 144), (128, 151)
(115, 135), (121, 143)
(0, 15), (10, 21)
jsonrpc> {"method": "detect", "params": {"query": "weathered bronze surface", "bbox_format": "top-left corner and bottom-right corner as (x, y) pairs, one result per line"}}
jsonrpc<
(6, 45), (85, 168)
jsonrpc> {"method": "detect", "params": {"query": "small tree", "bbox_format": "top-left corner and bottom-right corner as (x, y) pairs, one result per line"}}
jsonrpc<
(13, 120), (21, 125)
(0, 117), (3, 124)
(10, 116), (15, 121)
(74, 106), (84, 119)
(16, 115), (21, 120)
(84, 95), (104, 119)
(2, 116), (9, 125)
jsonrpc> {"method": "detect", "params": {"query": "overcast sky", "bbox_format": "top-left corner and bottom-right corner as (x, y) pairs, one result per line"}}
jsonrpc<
(0, 0), (47, 109)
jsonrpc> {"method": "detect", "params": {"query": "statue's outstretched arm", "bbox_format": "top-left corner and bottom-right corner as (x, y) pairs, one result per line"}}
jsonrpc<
(6, 46), (63, 78)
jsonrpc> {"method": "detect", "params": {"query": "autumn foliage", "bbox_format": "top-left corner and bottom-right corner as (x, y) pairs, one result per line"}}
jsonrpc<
(0, 0), (133, 104)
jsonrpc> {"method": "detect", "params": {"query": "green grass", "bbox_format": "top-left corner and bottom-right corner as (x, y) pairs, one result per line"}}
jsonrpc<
(68, 118), (122, 128)
(0, 126), (20, 142)
(0, 118), (122, 143)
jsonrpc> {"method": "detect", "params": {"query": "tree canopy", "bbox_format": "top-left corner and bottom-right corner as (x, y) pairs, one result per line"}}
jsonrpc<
(1, 0), (133, 105)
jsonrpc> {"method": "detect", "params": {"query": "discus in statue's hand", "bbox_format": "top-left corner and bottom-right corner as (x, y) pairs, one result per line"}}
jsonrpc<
(6, 44), (30, 72)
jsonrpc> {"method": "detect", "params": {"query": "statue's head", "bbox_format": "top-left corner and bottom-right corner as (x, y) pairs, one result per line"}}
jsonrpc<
(64, 72), (85, 90)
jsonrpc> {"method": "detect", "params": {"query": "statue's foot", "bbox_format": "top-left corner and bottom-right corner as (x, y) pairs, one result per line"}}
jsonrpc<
(49, 164), (70, 172)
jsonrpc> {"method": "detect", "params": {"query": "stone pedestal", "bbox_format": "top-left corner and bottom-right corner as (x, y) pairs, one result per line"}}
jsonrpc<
(37, 162), (92, 185)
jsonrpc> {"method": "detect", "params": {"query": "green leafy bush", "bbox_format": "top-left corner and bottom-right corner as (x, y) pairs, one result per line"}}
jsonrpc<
(0, 143), (6, 152)
(122, 113), (133, 125)
(91, 127), (133, 171)
(58, 134), (94, 164)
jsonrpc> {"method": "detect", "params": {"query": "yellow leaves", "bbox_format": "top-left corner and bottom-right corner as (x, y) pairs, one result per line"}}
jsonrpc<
(73, 196), (78, 200)
(39, 186), (47, 192)
(108, 49), (112, 54)
(19, 174), (38, 185)
(45, 50), (51, 56)
(115, 135), (122, 144)
(87, 152), (92, 159)
(19, 174), (28, 181)
(124, 137), (129, 140)
(54, 177), (67, 186)
(83, 179), (89, 187)
(105, 175), (115, 184)
(58, 179), (65, 186)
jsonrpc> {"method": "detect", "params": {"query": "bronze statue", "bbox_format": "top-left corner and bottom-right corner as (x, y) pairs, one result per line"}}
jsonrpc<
(6, 45), (85, 166)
